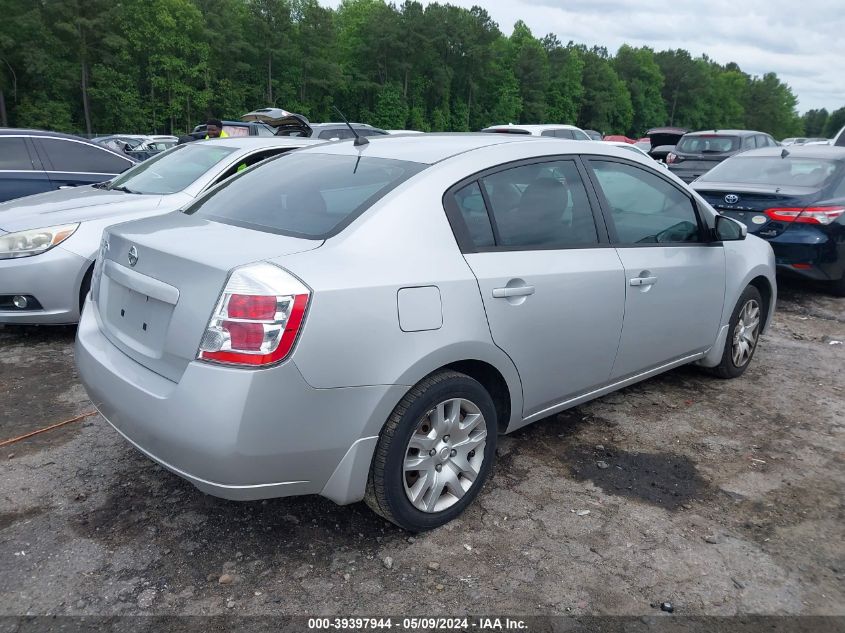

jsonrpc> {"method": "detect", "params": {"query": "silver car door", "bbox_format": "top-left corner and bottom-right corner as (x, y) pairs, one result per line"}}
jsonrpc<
(586, 158), (726, 379)
(445, 158), (626, 418)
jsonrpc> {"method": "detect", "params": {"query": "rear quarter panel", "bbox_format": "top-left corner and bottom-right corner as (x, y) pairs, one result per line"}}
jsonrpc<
(276, 149), (532, 429)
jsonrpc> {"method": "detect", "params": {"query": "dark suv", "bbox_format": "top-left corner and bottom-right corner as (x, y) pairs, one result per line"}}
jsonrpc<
(667, 130), (778, 183)
(0, 129), (135, 203)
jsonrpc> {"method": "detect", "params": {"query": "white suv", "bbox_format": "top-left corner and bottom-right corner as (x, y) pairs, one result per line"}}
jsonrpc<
(481, 124), (591, 140)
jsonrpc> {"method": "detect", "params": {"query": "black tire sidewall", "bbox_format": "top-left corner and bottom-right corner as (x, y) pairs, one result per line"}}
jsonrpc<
(382, 375), (497, 531)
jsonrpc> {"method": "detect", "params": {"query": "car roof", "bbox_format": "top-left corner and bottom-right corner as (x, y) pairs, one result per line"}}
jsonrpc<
(311, 122), (378, 128)
(733, 145), (845, 160)
(0, 128), (100, 142)
(298, 132), (603, 165)
(684, 129), (766, 137)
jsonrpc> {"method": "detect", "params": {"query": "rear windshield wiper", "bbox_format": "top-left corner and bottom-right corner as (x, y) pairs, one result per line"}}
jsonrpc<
(110, 185), (139, 194)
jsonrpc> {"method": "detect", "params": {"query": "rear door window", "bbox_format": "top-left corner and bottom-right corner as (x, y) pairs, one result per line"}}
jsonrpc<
(453, 181), (495, 247)
(478, 160), (599, 248)
(555, 130), (576, 139)
(0, 137), (35, 170)
(589, 160), (703, 244)
(185, 153), (426, 238)
(35, 138), (133, 174)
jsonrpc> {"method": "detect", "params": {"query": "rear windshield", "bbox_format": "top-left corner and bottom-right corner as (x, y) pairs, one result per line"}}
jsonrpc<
(184, 153), (426, 238)
(482, 128), (530, 135)
(108, 143), (236, 194)
(698, 156), (842, 187)
(676, 135), (740, 153)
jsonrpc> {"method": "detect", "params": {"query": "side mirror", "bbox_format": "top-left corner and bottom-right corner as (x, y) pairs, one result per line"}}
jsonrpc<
(714, 214), (747, 241)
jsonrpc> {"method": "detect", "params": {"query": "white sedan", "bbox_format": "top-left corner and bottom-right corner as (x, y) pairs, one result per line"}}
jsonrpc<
(0, 137), (323, 324)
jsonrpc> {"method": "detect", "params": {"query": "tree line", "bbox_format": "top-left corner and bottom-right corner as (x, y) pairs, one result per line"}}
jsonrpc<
(1, 0), (841, 140)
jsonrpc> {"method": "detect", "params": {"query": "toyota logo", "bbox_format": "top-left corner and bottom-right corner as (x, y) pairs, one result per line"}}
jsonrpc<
(127, 245), (138, 267)
(724, 194), (739, 204)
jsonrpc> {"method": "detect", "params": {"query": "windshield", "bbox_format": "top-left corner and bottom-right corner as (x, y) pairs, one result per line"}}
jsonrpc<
(184, 153), (426, 239)
(698, 156), (842, 187)
(107, 143), (236, 194)
(676, 135), (740, 153)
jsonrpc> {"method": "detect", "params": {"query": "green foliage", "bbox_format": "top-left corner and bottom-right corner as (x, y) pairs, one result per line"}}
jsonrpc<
(373, 83), (408, 129)
(614, 45), (665, 136)
(744, 73), (802, 139)
(802, 108), (828, 137)
(577, 46), (633, 134)
(1, 0), (826, 138)
(823, 107), (845, 138)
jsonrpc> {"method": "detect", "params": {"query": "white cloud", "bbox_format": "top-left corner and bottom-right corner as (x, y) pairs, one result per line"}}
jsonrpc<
(321, 0), (845, 113)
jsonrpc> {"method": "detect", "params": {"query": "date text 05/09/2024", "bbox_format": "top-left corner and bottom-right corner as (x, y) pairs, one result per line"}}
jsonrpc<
(307, 617), (529, 630)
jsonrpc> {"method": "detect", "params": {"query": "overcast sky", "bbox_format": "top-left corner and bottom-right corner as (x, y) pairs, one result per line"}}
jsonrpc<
(322, 0), (844, 113)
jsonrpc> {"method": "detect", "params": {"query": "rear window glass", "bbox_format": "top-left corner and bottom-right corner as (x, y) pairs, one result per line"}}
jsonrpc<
(676, 135), (740, 153)
(698, 156), (842, 187)
(184, 153), (426, 238)
(482, 128), (530, 135)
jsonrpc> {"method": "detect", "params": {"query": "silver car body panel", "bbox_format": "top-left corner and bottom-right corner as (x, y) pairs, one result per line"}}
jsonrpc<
(76, 134), (777, 505)
(0, 137), (322, 324)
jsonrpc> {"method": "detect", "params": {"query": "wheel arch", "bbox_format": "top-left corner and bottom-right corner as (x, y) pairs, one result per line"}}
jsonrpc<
(388, 343), (524, 436)
(748, 274), (774, 333)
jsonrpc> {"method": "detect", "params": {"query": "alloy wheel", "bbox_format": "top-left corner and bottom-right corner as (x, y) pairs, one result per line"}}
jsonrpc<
(403, 398), (487, 513)
(732, 299), (760, 367)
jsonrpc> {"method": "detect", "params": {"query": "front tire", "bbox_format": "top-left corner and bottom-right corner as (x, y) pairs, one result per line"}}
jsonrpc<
(709, 285), (763, 379)
(365, 370), (497, 531)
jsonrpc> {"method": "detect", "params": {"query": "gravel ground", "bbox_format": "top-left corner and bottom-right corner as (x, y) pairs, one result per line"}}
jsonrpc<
(0, 279), (843, 618)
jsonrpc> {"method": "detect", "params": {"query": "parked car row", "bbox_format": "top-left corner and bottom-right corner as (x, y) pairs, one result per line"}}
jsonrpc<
(0, 136), (322, 322)
(2, 127), (783, 532)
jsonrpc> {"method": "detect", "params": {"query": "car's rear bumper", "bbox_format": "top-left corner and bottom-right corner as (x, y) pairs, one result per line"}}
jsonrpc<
(769, 226), (844, 282)
(667, 166), (709, 183)
(75, 305), (406, 504)
(0, 245), (89, 324)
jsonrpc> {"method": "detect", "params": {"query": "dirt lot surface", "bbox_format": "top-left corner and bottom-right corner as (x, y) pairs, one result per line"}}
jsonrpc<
(1, 281), (843, 618)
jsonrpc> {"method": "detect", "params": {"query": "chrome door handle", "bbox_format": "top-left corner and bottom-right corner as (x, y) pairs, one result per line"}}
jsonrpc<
(58, 185), (76, 190)
(630, 276), (658, 286)
(493, 285), (535, 298)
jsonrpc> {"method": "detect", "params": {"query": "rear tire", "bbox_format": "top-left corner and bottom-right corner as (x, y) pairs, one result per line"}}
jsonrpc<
(829, 274), (845, 297)
(78, 264), (94, 315)
(709, 285), (763, 379)
(365, 370), (497, 532)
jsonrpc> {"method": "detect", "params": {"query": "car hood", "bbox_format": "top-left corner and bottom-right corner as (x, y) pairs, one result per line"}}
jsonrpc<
(0, 186), (166, 233)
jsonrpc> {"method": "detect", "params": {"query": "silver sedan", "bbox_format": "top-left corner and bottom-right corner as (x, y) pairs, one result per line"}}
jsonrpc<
(76, 134), (776, 531)
(0, 137), (323, 324)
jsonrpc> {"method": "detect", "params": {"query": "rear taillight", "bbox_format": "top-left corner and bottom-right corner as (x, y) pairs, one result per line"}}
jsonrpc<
(666, 152), (678, 164)
(198, 262), (310, 367)
(764, 206), (845, 225)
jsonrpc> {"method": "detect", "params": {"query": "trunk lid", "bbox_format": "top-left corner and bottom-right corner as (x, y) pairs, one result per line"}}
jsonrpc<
(95, 212), (322, 382)
(646, 128), (687, 148)
(693, 182), (820, 238)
